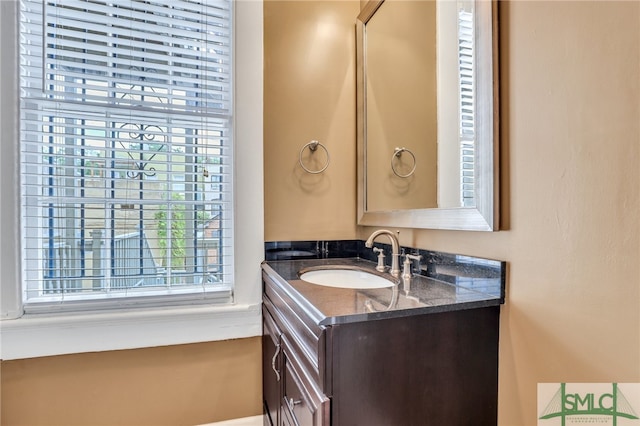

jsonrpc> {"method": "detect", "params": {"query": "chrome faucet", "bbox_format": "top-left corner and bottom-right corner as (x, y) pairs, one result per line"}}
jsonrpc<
(365, 229), (401, 277)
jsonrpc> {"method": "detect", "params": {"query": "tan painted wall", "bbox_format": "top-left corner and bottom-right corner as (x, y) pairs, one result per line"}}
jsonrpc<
(1, 2), (638, 426)
(0, 337), (262, 425)
(266, 1), (640, 425)
(263, 0), (361, 241)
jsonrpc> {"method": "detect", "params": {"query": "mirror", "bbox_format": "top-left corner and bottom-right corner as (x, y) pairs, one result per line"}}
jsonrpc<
(357, 0), (499, 231)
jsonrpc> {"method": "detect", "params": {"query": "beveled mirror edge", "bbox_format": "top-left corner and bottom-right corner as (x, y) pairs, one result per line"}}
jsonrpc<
(356, 0), (500, 232)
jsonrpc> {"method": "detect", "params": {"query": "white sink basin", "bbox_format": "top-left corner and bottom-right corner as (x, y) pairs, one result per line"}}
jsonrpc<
(299, 268), (394, 289)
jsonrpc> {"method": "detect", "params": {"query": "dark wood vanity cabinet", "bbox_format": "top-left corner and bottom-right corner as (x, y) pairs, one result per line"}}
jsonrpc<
(280, 335), (330, 426)
(263, 302), (329, 426)
(262, 269), (501, 426)
(262, 272), (330, 426)
(263, 306), (282, 426)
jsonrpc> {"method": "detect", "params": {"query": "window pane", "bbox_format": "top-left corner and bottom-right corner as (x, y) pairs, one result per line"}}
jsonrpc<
(20, 0), (233, 308)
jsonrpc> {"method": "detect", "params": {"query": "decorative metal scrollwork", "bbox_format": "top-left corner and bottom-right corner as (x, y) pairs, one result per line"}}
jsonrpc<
(117, 123), (166, 179)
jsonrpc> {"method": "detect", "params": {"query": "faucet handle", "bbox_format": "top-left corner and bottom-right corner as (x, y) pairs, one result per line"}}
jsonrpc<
(373, 247), (386, 272)
(404, 253), (423, 275)
(402, 255), (412, 279)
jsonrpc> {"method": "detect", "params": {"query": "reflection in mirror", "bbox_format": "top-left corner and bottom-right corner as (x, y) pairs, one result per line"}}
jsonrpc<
(365, 0), (438, 211)
(356, 0), (499, 231)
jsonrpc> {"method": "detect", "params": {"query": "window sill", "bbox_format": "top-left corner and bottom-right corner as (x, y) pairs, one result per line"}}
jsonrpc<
(0, 302), (262, 360)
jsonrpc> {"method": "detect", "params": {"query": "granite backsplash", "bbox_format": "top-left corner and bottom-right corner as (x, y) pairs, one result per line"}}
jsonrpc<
(265, 240), (506, 303)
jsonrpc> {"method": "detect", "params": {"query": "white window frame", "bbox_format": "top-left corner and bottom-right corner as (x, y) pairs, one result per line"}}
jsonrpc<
(0, 0), (264, 360)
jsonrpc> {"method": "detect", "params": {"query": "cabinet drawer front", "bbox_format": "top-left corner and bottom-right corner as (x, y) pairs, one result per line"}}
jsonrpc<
(263, 304), (281, 346)
(263, 272), (324, 380)
(282, 336), (330, 426)
(263, 271), (323, 341)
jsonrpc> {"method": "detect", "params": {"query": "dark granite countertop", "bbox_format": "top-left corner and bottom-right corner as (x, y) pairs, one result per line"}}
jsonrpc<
(263, 257), (504, 326)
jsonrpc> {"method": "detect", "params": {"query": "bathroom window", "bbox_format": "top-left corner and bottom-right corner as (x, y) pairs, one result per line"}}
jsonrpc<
(19, 0), (234, 312)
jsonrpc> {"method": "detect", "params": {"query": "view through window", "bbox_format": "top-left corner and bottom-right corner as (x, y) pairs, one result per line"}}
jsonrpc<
(20, 0), (234, 308)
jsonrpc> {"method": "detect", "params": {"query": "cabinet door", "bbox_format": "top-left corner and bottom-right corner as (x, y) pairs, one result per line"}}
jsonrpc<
(281, 336), (330, 426)
(263, 305), (282, 426)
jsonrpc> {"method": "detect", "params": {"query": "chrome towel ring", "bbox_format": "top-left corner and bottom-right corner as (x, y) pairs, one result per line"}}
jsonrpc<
(391, 147), (416, 178)
(299, 140), (330, 174)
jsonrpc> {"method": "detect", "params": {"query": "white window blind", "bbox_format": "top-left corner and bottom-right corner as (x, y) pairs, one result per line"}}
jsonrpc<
(458, 4), (475, 207)
(19, 0), (234, 312)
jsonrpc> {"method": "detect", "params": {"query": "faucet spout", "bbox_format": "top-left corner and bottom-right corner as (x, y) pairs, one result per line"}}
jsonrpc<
(365, 229), (401, 277)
